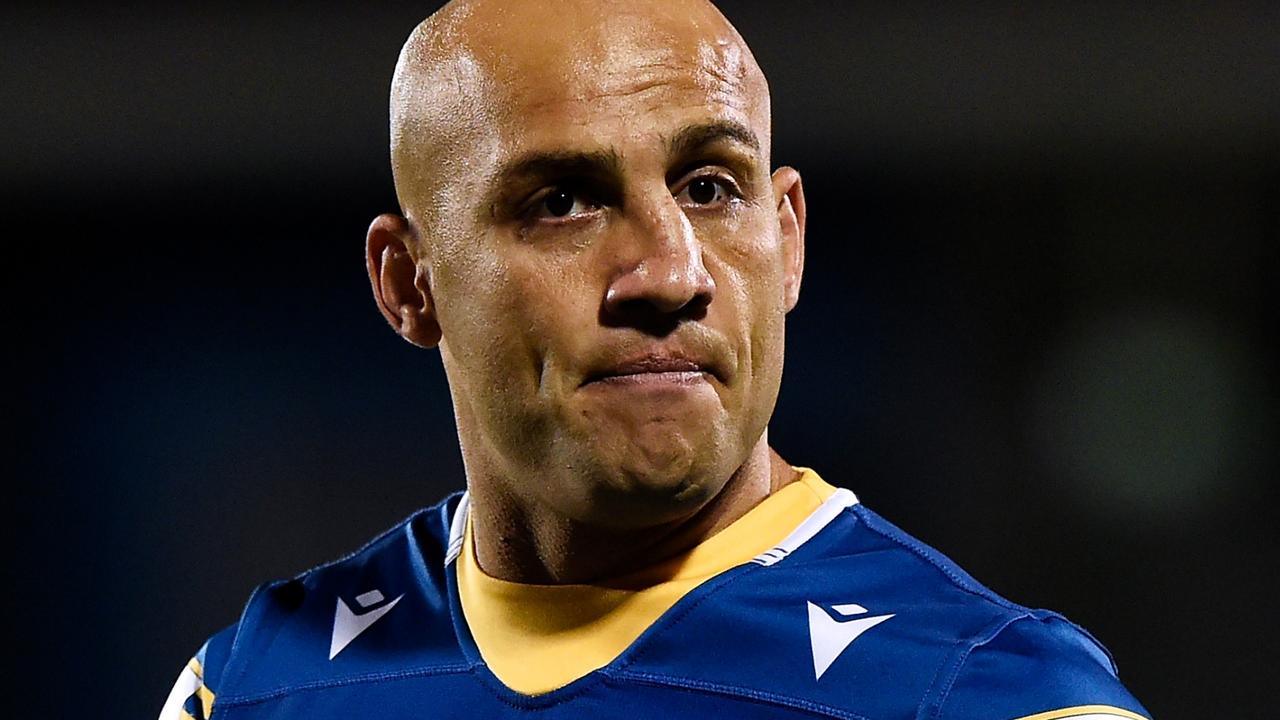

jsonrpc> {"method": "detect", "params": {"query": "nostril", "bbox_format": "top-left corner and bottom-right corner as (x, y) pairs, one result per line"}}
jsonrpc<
(601, 289), (711, 336)
(680, 293), (711, 320)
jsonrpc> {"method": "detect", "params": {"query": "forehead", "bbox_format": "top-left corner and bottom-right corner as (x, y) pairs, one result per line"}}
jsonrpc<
(461, 4), (767, 156)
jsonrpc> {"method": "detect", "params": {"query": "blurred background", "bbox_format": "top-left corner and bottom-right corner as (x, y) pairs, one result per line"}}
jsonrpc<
(7, 2), (1276, 718)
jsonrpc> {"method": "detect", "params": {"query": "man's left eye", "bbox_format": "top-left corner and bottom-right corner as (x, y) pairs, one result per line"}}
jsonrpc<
(676, 177), (734, 207)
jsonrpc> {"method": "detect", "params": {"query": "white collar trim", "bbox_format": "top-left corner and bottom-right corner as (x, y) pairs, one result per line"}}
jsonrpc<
(445, 491), (469, 565)
(751, 487), (859, 566)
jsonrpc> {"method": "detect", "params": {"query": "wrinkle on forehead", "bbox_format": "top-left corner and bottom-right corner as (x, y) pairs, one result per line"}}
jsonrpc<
(566, 11), (750, 100)
(390, 0), (770, 244)
(697, 36), (755, 102)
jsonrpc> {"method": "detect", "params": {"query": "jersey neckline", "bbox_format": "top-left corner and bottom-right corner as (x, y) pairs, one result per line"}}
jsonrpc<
(440, 467), (859, 702)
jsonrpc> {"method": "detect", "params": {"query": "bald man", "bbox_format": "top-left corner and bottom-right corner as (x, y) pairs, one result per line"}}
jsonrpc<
(160, 2), (1150, 718)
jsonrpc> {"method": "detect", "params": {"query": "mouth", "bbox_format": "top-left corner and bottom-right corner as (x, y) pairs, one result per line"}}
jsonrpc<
(586, 370), (710, 388)
(581, 353), (719, 387)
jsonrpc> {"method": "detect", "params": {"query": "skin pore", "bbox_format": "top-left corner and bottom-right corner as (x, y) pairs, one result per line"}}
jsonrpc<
(367, 0), (808, 584)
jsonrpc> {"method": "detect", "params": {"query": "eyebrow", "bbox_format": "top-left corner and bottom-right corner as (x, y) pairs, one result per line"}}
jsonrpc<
(495, 121), (759, 182)
(667, 120), (761, 158)
(494, 148), (623, 187)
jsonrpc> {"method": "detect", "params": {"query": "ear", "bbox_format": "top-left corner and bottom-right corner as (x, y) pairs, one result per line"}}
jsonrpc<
(366, 213), (442, 348)
(771, 167), (806, 312)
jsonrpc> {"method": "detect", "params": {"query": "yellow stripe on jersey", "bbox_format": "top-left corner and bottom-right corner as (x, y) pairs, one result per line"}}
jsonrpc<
(1012, 705), (1149, 720)
(457, 466), (839, 695)
(196, 684), (216, 719)
(179, 711), (197, 720)
(188, 657), (203, 679)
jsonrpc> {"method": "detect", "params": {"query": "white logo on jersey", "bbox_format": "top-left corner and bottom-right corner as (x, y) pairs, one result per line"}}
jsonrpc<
(329, 589), (404, 660)
(806, 601), (894, 680)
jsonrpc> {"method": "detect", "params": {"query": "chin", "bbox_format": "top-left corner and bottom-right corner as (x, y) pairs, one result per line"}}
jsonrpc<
(581, 440), (729, 526)
(554, 406), (737, 526)
(619, 422), (710, 482)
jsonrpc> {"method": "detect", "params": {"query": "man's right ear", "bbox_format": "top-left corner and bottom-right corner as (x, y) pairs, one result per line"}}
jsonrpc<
(366, 214), (442, 348)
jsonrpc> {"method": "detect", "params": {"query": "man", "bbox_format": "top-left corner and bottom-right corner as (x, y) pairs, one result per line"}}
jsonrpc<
(161, 1), (1150, 718)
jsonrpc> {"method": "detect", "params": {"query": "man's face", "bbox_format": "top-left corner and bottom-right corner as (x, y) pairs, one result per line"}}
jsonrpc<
(390, 1), (803, 528)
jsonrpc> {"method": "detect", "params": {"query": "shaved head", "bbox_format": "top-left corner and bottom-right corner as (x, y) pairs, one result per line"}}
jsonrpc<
(389, 0), (771, 251)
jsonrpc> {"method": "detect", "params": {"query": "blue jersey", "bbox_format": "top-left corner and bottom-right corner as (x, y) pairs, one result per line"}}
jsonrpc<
(161, 488), (1150, 719)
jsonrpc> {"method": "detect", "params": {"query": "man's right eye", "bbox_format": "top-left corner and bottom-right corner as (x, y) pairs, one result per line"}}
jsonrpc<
(529, 187), (598, 221)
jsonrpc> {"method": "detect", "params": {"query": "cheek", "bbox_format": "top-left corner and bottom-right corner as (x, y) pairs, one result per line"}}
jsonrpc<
(693, 201), (786, 288)
(696, 208), (789, 382)
(435, 255), (535, 399)
(439, 249), (591, 404)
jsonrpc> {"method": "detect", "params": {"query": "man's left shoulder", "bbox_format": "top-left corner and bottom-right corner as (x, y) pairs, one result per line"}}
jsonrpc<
(786, 502), (1152, 719)
(625, 498), (1149, 719)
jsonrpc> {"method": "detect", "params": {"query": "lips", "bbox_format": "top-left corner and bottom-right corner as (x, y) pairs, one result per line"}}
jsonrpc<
(582, 351), (717, 386)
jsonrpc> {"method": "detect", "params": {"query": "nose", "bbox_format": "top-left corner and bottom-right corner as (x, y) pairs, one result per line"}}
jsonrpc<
(602, 196), (716, 327)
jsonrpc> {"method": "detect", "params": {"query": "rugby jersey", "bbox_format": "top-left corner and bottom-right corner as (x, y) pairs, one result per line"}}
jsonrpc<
(160, 468), (1150, 719)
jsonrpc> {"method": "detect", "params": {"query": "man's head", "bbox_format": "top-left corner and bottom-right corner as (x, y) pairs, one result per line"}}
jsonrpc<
(367, 0), (805, 530)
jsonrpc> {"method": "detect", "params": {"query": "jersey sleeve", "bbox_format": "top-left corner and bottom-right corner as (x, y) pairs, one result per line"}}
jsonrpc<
(157, 624), (238, 720)
(935, 613), (1151, 720)
(157, 647), (215, 720)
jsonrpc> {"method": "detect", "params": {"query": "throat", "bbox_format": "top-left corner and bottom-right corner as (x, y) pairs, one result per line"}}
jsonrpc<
(468, 443), (799, 585)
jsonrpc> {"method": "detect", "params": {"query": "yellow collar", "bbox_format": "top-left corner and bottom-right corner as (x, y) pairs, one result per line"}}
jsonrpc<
(456, 467), (839, 695)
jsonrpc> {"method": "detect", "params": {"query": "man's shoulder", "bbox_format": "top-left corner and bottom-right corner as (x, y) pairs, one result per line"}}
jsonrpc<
(200, 492), (468, 705)
(753, 499), (1040, 632)
(834, 505), (1149, 718)
(623, 497), (1148, 719)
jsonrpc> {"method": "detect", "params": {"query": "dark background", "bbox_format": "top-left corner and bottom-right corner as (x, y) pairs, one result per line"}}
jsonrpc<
(8, 3), (1277, 718)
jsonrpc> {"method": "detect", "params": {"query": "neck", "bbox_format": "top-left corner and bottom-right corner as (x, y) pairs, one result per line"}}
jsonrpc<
(464, 436), (801, 584)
